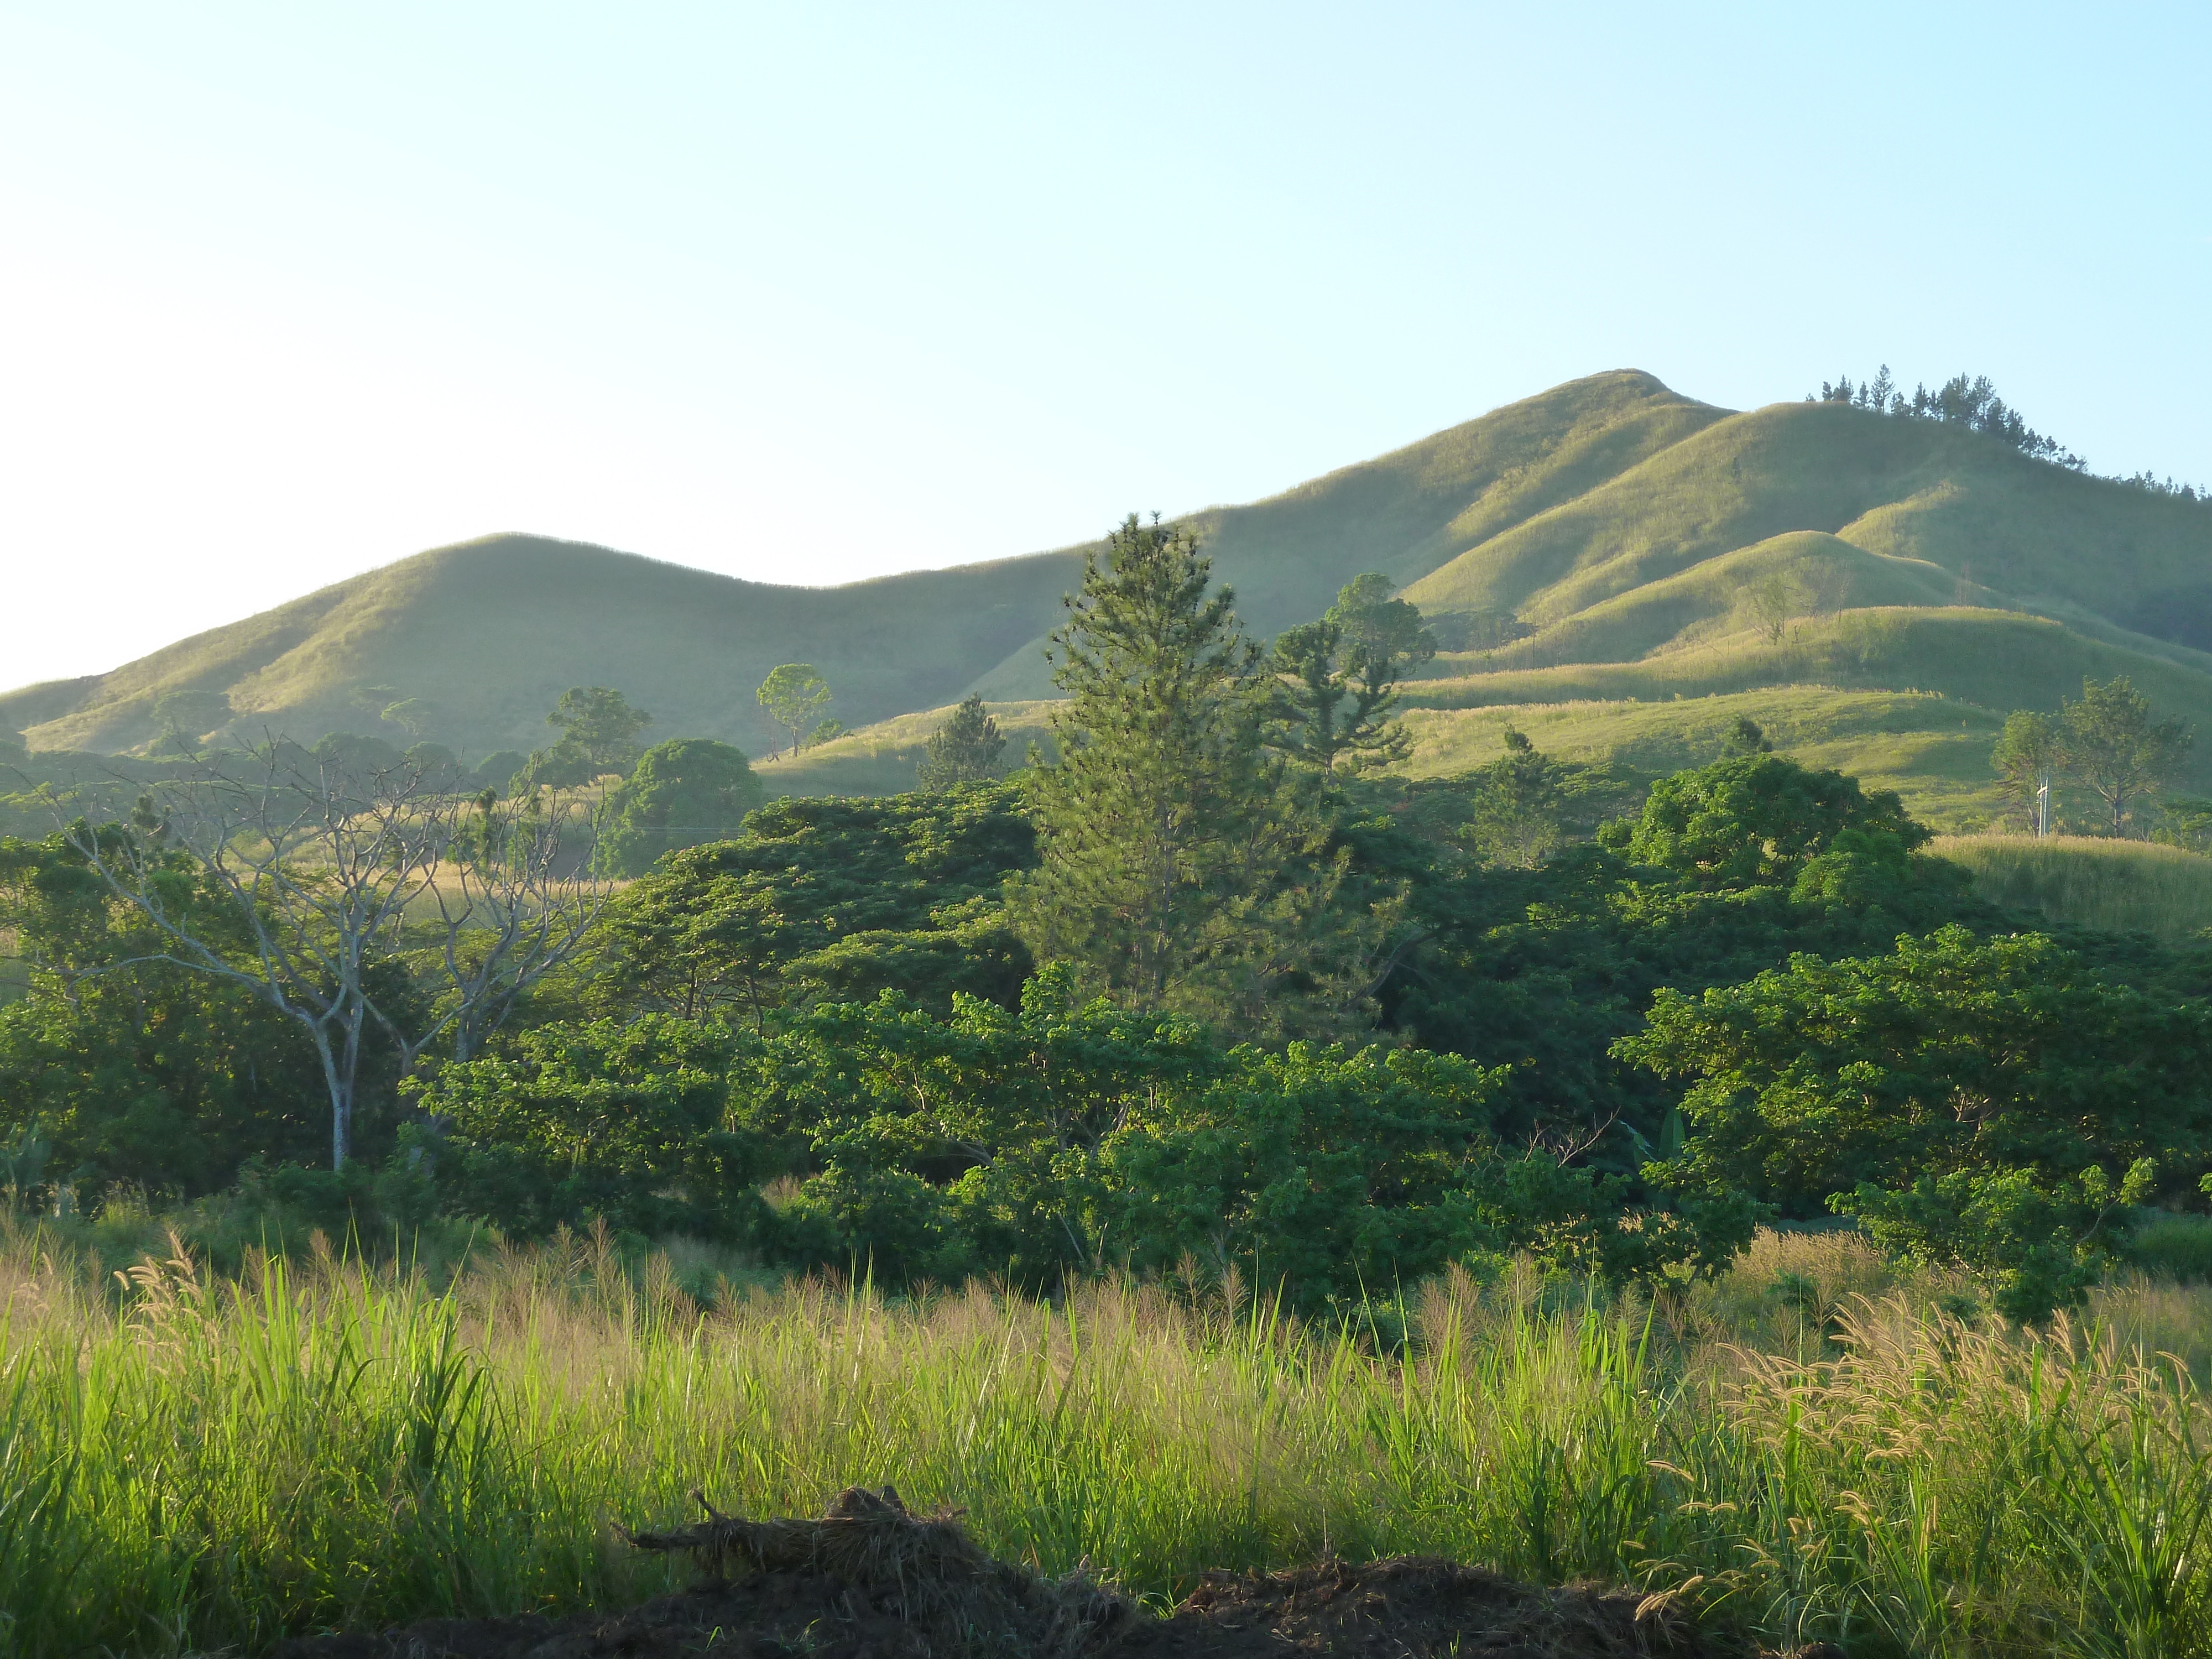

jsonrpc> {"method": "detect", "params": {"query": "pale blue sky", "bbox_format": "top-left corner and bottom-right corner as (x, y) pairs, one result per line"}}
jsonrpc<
(3, 3), (2208, 687)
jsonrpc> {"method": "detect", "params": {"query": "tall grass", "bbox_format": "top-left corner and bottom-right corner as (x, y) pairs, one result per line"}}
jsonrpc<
(1930, 833), (2212, 943)
(1, 1226), (2208, 1656)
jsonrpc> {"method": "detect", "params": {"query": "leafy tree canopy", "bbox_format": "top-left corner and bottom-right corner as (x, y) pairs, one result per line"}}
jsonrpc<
(591, 784), (1036, 1029)
(756, 664), (833, 759)
(1990, 709), (2059, 831)
(1384, 750), (1975, 1156)
(738, 967), (1749, 1304)
(597, 737), (765, 878)
(0, 829), (372, 1197)
(1620, 925), (2212, 1320)
(310, 730), (407, 778)
(419, 1014), (768, 1241)
(515, 687), (654, 790)
(2056, 675), (2192, 835)
(1627, 752), (1927, 891)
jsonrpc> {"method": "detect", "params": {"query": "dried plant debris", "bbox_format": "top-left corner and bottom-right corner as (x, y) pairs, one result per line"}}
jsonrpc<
(275, 1486), (1803, 1659)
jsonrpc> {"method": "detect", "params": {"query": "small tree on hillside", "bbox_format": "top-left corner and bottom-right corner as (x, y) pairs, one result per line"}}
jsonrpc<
(1268, 573), (1436, 773)
(757, 664), (833, 759)
(1743, 571), (1803, 645)
(2056, 676), (2191, 836)
(1723, 716), (1773, 756)
(548, 686), (652, 771)
(379, 697), (435, 740)
(917, 695), (1006, 790)
(512, 686), (654, 790)
(153, 690), (233, 757)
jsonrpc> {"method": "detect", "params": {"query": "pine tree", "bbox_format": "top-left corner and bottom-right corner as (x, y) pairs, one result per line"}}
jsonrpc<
(1463, 728), (1565, 868)
(1267, 573), (1435, 771)
(917, 695), (1007, 789)
(1010, 515), (1389, 1035)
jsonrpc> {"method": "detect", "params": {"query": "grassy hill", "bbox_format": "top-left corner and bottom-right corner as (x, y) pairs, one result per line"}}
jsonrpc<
(9, 368), (2211, 826)
(1930, 833), (2212, 943)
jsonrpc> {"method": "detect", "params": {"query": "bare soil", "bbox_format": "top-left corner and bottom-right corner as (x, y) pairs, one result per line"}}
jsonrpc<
(275, 1487), (1821, 1659)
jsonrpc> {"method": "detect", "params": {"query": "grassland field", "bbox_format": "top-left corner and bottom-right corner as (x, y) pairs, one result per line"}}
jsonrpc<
(6, 1218), (2212, 1658)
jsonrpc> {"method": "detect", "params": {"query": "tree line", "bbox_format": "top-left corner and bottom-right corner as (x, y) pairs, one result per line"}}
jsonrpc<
(1812, 364), (2210, 504)
(7, 515), (2212, 1321)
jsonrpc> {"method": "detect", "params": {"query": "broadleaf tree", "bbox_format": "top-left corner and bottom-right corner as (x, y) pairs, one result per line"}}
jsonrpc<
(757, 664), (834, 759)
(597, 737), (765, 876)
(1990, 709), (2059, 832)
(1619, 924), (2212, 1320)
(2054, 675), (2191, 834)
(513, 686), (653, 789)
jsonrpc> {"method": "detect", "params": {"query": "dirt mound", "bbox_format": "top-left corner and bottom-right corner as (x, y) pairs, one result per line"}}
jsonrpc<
(274, 1486), (1781, 1659)
(1168, 1557), (1729, 1657)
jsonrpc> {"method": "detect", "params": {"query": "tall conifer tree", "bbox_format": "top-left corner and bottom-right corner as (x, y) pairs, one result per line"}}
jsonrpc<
(1012, 515), (1389, 1034)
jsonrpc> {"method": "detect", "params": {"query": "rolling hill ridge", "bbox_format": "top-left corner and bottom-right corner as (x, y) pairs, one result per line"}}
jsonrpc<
(8, 368), (2210, 827)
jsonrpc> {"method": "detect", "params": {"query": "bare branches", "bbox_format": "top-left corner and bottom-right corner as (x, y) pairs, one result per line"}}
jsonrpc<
(47, 739), (610, 1167)
(379, 786), (614, 1070)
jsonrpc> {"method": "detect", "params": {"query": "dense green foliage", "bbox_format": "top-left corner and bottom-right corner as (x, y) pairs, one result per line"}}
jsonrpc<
(427, 1015), (768, 1240)
(512, 685), (654, 789)
(0, 830), (370, 1191)
(1623, 925), (2212, 1318)
(422, 964), (1743, 1306)
(13, 709), (2212, 1322)
(590, 784), (1036, 1027)
(10, 504), (2212, 1330)
(596, 737), (764, 877)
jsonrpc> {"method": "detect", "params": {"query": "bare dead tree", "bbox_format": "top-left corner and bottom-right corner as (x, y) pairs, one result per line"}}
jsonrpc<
(50, 743), (609, 1168)
(1743, 570), (1804, 645)
(372, 785), (613, 1076)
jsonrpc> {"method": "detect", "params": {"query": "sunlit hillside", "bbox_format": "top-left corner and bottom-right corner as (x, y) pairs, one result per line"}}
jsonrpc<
(7, 368), (2209, 825)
